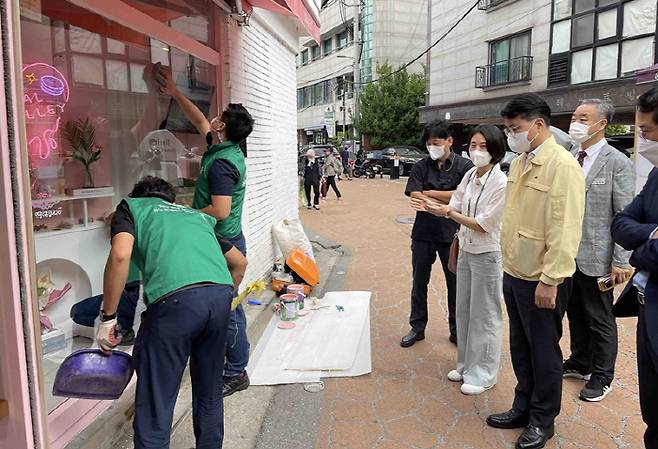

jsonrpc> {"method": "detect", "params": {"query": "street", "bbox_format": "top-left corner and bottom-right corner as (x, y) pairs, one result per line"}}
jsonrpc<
(287, 177), (644, 449)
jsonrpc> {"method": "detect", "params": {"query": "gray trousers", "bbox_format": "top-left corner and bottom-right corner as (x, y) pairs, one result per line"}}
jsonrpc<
(455, 250), (504, 387)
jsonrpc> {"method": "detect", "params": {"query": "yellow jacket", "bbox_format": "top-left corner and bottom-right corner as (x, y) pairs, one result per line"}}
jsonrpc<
(501, 136), (585, 286)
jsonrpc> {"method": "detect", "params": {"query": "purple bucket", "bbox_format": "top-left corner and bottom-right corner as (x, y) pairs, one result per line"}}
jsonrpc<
(52, 349), (134, 400)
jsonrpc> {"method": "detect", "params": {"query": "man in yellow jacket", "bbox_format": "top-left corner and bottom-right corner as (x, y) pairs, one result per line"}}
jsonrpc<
(486, 94), (585, 449)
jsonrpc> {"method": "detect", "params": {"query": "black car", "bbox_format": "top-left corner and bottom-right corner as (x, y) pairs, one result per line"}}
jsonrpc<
(380, 146), (427, 176)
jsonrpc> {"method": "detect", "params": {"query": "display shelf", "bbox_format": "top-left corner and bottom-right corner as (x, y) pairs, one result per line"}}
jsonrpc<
(35, 222), (107, 239)
(32, 192), (114, 227)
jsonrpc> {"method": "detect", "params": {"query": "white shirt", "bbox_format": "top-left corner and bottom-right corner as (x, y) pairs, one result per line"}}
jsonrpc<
(449, 164), (508, 254)
(577, 138), (607, 177)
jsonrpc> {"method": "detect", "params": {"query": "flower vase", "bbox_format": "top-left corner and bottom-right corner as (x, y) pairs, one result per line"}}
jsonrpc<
(83, 168), (94, 188)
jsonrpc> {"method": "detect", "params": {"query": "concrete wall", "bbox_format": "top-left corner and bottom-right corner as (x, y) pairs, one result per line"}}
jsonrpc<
(228, 10), (300, 283)
(428, 0), (552, 107)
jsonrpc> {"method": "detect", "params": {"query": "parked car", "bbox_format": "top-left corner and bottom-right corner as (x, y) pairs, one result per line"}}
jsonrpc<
(380, 146), (427, 176)
(606, 134), (634, 158)
(298, 144), (334, 174)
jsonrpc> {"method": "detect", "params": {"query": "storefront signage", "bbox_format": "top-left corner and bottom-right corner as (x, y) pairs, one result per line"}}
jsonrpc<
(324, 111), (334, 138)
(23, 63), (70, 160)
(33, 198), (63, 220)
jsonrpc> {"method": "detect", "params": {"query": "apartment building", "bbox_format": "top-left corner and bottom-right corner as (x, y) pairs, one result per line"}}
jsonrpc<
(297, 0), (428, 145)
(420, 0), (658, 131)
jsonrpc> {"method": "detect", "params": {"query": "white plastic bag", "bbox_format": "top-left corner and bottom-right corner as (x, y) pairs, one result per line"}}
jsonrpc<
(272, 218), (315, 261)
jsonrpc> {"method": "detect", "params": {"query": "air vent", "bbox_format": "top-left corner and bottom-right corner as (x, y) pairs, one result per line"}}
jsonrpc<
(548, 54), (569, 86)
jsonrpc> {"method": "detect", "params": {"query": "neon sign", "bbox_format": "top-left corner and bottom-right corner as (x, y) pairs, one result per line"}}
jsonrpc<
(23, 63), (70, 160)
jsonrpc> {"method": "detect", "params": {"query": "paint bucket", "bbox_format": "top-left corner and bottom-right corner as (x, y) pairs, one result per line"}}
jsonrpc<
(279, 293), (298, 321)
(287, 284), (306, 310)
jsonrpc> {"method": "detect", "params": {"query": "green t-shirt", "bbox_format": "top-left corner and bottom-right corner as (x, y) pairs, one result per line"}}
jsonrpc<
(191, 141), (246, 239)
(124, 197), (232, 305)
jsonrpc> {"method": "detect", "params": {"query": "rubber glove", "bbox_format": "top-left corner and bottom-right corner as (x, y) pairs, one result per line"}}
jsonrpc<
(96, 318), (121, 355)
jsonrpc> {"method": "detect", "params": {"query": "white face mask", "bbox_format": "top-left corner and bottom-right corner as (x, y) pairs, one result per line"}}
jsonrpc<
(427, 144), (445, 161)
(569, 120), (602, 144)
(506, 121), (538, 154)
(638, 134), (658, 167)
(470, 150), (492, 168)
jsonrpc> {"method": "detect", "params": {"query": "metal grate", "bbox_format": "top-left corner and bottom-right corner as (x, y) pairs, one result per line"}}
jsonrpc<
(548, 54), (569, 86)
(475, 56), (533, 88)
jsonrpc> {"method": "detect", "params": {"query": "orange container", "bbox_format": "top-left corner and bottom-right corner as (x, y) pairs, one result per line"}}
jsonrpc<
(286, 248), (320, 287)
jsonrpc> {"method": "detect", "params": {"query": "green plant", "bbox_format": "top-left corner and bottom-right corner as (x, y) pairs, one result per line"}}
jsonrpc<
(606, 124), (630, 137)
(64, 118), (102, 188)
(354, 62), (426, 149)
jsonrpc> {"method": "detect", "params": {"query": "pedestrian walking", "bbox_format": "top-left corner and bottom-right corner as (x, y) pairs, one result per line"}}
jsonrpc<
(402, 119), (474, 348)
(486, 94), (585, 449)
(563, 99), (634, 402)
(303, 149), (322, 210)
(611, 87), (658, 449)
(157, 66), (255, 398)
(96, 177), (235, 449)
(413, 124), (507, 395)
(340, 144), (352, 180)
(323, 148), (343, 199)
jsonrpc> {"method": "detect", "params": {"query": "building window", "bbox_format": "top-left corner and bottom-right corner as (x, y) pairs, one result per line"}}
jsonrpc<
(322, 38), (333, 55)
(478, 0), (512, 10)
(337, 30), (349, 49)
(475, 30), (533, 88)
(311, 45), (321, 61)
(548, 0), (658, 86)
(301, 49), (309, 65)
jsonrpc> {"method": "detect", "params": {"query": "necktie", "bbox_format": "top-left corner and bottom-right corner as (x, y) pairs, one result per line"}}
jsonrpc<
(577, 150), (587, 167)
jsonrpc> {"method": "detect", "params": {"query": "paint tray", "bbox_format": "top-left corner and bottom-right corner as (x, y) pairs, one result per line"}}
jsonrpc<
(52, 349), (134, 400)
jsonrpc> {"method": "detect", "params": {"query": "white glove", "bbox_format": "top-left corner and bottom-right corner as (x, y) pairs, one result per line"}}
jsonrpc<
(96, 318), (121, 354)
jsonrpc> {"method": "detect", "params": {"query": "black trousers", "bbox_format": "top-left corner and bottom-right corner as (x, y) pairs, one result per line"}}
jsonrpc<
(409, 239), (456, 338)
(503, 274), (570, 429)
(304, 181), (320, 206)
(325, 175), (341, 198)
(566, 267), (617, 379)
(638, 304), (658, 449)
(133, 284), (233, 449)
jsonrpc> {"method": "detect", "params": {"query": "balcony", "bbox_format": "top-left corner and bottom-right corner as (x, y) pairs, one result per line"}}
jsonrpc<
(478, 0), (511, 10)
(475, 56), (533, 89)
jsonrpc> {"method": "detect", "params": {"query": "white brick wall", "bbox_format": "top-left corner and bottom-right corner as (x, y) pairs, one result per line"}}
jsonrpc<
(227, 12), (300, 284)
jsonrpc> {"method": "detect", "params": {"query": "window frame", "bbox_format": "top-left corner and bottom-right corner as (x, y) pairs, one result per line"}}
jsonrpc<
(486, 29), (533, 86)
(548, 0), (658, 86)
(311, 44), (321, 61)
(322, 37), (333, 56)
(301, 48), (310, 65)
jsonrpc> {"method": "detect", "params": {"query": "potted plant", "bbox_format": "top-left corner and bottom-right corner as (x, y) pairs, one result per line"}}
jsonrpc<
(63, 118), (102, 188)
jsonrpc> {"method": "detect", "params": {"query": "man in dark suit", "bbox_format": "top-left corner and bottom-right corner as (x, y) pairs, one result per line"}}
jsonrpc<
(611, 87), (658, 449)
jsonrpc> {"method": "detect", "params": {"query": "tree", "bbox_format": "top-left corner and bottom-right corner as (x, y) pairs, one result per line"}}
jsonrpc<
(354, 62), (426, 149)
(605, 124), (630, 137)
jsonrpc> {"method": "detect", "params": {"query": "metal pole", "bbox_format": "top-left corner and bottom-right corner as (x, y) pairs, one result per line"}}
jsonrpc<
(342, 74), (346, 141)
(353, 0), (361, 140)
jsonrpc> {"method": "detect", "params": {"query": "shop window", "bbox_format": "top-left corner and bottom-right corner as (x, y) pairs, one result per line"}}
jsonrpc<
(322, 38), (333, 56)
(19, 0), (218, 416)
(549, 0), (657, 86)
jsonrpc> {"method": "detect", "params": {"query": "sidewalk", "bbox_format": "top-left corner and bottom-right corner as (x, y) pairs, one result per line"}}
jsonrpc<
(300, 178), (645, 449)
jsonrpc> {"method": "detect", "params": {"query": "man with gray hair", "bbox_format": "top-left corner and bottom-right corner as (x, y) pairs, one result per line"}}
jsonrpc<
(563, 98), (635, 402)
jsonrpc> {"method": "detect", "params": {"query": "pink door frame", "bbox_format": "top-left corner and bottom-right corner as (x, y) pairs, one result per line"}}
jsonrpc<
(4, 0), (229, 447)
(0, 1), (48, 448)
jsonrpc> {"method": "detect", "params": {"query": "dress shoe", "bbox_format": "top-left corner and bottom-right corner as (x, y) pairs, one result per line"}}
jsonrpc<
(400, 330), (425, 348)
(515, 425), (554, 449)
(486, 409), (529, 429)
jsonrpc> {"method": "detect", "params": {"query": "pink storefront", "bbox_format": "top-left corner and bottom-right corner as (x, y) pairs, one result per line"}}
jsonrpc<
(0, 1), (319, 448)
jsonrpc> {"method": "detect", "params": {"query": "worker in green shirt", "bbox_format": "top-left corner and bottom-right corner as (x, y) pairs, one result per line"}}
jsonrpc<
(97, 176), (241, 449)
(156, 66), (254, 397)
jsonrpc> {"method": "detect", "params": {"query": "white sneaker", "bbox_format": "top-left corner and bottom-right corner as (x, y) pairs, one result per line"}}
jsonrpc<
(447, 370), (463, 382)
(460, 383), (494, 395)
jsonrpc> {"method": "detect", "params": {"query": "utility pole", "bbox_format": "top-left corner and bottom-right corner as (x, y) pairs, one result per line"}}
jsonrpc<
(352, 0), (362, 141)
(342, 74), (346, 141)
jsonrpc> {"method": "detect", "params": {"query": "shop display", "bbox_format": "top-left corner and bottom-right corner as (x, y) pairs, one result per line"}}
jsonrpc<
(63, 118), (103, 188)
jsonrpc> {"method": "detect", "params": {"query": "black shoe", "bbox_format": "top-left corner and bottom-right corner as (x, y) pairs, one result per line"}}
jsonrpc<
(307, 205), (312, 210)
(579, 375), (612, 402)
(563, 359), (591, 380)
(400, 330), (425, 348)
(223, 371), (250, 398)
(515, 425), (555, 449)
(486, 409), (529, 429)
(449, 334), (457, 345)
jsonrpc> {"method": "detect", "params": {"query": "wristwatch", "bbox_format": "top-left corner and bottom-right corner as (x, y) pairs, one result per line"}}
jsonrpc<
(100, 310), (117, 322)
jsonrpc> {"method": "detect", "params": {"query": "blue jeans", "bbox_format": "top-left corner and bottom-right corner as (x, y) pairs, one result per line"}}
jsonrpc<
(133, 284), (233, 449)
(70, 281), (140, 331)
(224, 233), (250, 377)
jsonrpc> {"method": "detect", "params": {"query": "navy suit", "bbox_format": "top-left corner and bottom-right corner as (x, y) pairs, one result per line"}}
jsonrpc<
(611, 168), (658, 449)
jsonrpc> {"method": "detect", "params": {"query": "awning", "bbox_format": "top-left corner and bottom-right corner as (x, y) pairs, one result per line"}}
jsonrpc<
(245, 0), (320, 43)
(304, 124), (326, 131)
